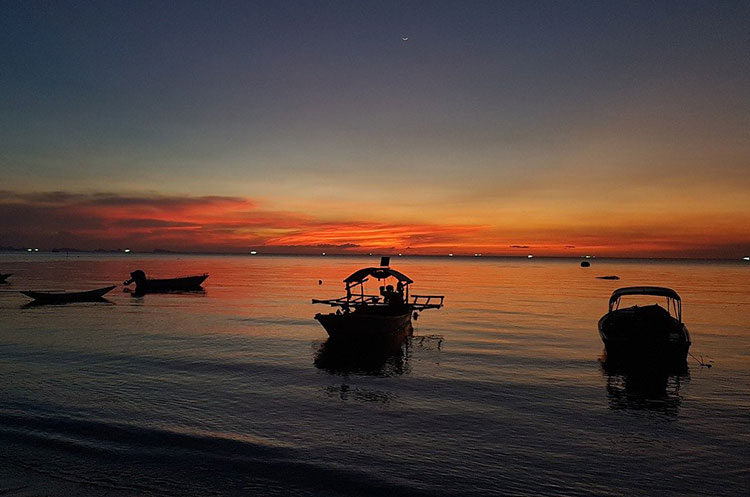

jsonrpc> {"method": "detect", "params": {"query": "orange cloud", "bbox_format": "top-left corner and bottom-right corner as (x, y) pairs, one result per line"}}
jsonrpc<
(0, 190), (747, 258)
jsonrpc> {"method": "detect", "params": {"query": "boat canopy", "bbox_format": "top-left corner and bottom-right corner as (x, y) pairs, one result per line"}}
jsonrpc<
(609, 286), (682, 321)
(609, 286), (681, 305)
(344, 267), (413, 285)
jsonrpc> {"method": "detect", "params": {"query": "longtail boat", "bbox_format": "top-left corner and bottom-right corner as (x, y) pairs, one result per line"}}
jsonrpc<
(312, 257), (444, 341)
(21, 285), (116, 304)
(124, 269), (208, 295)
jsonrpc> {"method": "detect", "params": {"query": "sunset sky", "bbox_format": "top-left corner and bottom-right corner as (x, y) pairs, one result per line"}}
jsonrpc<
(2, 1), (748, 257)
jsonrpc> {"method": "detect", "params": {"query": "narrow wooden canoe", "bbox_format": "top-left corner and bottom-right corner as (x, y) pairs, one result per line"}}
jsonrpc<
(21, 285), (116, 304)
(124, 270), (208, 294)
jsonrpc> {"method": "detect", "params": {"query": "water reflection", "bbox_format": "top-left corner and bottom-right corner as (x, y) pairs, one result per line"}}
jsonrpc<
(21, 298), (114, 308)
(602, 360), (688, 414)
(123, 287), (207, 298)
(324, 383), (398, 403)
(314, 335), (411, 377)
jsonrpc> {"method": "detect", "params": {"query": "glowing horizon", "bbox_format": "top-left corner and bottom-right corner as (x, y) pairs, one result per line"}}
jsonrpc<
(0, 190), (747, 258)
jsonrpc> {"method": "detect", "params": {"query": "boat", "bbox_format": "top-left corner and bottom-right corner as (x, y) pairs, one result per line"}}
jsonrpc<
(598, 286), (690, 366)
(21, 285), (116, 304)
(0, 273), (11, 283)
(123, 269), (208, 294)
(312, 257), (444, 341)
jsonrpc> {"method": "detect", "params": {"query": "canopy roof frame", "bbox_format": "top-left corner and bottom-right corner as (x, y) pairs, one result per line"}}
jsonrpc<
(344, 267), (414, 285)
(608, 286), (682, 321)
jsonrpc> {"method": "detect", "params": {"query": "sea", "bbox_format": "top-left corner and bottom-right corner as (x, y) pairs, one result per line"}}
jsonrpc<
(0, 253), (748, 496)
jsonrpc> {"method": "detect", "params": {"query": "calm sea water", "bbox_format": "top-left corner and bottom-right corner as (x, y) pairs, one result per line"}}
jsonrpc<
(0, 253), (748, 496)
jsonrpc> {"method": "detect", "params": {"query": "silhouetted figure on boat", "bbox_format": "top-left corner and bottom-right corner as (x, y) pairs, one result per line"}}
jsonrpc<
(124, 269), (208, 295)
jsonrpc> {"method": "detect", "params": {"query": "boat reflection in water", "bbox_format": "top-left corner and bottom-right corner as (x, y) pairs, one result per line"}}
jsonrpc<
(601, 360), (688, 415)
(314, 333), (411, 377)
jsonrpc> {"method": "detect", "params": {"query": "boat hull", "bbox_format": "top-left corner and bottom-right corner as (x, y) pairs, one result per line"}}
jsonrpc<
(598, 310), (690, 366)
(21, 285), (116, 304)
(315, 309), (413, 342)
(134, 275), (208, 294)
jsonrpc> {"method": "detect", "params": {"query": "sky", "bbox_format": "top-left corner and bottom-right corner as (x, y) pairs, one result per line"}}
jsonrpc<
(1, 0), (748, 257)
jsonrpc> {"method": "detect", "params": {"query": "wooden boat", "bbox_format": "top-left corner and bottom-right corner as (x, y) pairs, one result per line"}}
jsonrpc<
(598, 286), (691, 366)
(312, 257), (444, 341)
(0, 273), (11, 283)
(124, 269), (208, 294)
(21, 285), (116, 304)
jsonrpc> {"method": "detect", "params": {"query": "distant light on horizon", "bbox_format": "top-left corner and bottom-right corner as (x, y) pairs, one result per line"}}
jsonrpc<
(528, 254), (533, 258)
(322, 252), (326, 256)
(449, 253), (454, 257)
(123, 248), (131, 253)
(744, 256), (749, 261)
(27, 248), (33, 252)
(250, 251), (257, 255)
(34, 248), (39, 252)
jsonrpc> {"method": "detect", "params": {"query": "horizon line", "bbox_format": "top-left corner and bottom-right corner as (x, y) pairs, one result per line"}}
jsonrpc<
(1, 248), (748, 262)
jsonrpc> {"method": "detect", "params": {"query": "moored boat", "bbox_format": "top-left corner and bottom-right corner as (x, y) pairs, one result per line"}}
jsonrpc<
(124, 270), (208, 294)
(312, 257), (444, 342)
(0, 273), (11, 283)
(21, 285), (116, 304)
(598, 286), (691, 366)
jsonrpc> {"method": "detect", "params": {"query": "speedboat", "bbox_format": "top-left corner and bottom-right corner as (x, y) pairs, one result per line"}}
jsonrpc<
(598, 286), (690, 366)
(124, 269), (208, 295)
(312, 257), (444, 342)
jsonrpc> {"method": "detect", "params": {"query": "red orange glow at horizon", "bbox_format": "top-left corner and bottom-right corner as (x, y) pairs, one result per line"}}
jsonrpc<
(2, 191), (746, 258)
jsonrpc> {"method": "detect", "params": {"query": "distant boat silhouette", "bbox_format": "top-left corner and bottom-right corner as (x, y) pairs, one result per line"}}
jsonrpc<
(581, 261), (590, 267)
(598, 286), (690, 366)
(0, 273), (11, 283)
(124, 269), (208, 294)
(21, 285), (116, 304)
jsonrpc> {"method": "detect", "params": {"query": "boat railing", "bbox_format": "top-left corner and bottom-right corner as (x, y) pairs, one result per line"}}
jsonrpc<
(411, 294), (445, 310)
(312, 294), (381, 307)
